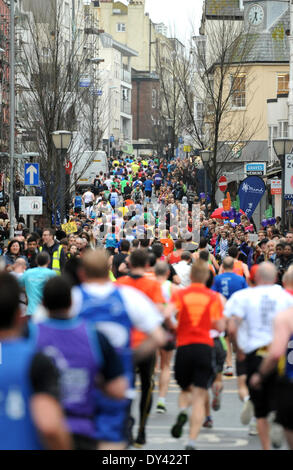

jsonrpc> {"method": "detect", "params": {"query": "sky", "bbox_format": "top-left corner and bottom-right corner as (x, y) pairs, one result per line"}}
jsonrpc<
(120, 0), (204, 45)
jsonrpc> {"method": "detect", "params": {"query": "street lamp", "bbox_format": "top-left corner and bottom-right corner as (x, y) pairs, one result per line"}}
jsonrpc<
(9, 0), (15, 239)
(52, 130), (73, 224)
(273, 138), (293, 232)
(108, 86), (118, 158)
(166, 118), (174, 161)
(200, 149), (212, 217)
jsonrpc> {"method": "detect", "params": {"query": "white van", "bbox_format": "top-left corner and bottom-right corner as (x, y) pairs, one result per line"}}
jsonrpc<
(74, 151), (108, 187)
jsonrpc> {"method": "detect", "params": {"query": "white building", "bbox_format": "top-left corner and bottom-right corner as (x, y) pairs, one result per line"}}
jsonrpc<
(154, 22), (168, 37)
(99, 32), (138, 155)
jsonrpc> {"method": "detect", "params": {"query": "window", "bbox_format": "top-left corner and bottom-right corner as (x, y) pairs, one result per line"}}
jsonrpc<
(196, 102), (204, 120)
(278, 120), (288, 138)
(42, 47), (49, 59)
(231, 74), (246, 108)
(117, 23), (126, 32)
(122, 88), (129, 101)
(277, 73), (289, 94)
(152, 89), (157, 108)
(268, 125), (278, 162)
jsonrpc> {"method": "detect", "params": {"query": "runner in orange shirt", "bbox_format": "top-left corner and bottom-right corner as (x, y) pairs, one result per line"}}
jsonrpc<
(160, 230), (174, 257)
(170, 260), (226, 450)
(116, 249), (166, 448)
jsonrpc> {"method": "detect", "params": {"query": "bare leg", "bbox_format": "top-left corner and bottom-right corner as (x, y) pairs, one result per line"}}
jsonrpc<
(158, 350), (173, 399)
(257, 418), (271, 450)
(213, 372), (223, 394)
(284, 429), (293, 450)
(179, 389), (192, 409)
(189, 386), (207, 441)
(98, 441), (127, 450)
(204, 390), (210, 417)
(237, 375), (249, 401)
(225, 339), (233, 369)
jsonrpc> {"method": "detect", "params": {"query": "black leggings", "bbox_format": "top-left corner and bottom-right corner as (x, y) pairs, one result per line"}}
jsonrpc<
(136, 353), (156, 432)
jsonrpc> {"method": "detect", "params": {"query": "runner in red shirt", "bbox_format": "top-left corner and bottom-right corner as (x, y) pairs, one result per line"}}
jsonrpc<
(170, 260), (225, 450)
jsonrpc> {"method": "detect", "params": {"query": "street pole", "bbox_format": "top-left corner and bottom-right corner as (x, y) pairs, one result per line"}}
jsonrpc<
(282, 155), (286, 231)
(60, 148), (66, 224)
(204, 163), (208, 218)
(289, 0), (293, 139)
(9, 0), (15, 238)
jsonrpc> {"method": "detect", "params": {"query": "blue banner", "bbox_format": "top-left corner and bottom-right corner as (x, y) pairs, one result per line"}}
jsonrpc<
(238, 176), (266, 218)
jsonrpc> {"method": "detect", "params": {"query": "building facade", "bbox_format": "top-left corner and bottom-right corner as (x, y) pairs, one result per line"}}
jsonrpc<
(99, 32), (138, 155)
(197, 0), (291, 225)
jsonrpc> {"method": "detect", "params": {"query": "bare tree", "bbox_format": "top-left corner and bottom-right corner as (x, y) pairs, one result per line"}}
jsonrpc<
(16, 1), (107, 224)
(154, 37), (190, 160)
(175, 15), (261, 209)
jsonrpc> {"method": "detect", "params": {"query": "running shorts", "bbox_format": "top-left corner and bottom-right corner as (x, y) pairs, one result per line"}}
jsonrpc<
(95, 395), (131, 444)
(276, 379), (293, 431)
(72, 434), (97, 450)
(175, 343), (214, 390)
(245, 350), (277, 419)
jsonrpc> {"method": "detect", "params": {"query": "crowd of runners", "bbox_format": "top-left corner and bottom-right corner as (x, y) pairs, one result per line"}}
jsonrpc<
(1, 154), (293, 450)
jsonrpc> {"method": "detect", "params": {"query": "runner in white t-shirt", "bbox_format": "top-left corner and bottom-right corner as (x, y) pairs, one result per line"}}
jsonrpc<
(225, 262), (293, 450)
(82, 188), (95, 217)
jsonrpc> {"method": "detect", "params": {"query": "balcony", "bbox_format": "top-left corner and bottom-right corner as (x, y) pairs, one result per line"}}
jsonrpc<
(121, 68), (131, 84)
(121, 99), (131, 115)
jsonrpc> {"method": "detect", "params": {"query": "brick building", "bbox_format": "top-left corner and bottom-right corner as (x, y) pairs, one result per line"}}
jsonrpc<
(131, 69), (160, 156)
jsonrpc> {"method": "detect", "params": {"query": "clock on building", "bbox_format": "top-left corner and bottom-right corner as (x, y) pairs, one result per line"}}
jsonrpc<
(248, 4), (265, 25)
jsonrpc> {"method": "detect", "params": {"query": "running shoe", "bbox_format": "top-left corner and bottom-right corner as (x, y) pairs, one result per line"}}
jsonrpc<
(269, 413), (284, 449)
(171, 411), (188, 438)
(202, 416), (213, 428)
(156, 402), (167, 414)
(223, 366), (233, 377)
(240, 399), (254, 425)
(212, 387), (222, 411)
(248, 418), (258, 436)
(133, 429), (146, 448)
(185, 445), (197, 450)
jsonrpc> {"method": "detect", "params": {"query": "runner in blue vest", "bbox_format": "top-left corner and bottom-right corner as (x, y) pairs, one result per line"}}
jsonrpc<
(0, 272), (71, 450)
(74, 192), (83, 214)
(32, 276), (127, 450)
(71, 249), (166, 450)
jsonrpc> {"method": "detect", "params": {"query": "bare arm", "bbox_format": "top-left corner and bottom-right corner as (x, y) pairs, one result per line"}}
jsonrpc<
(242, 263), (250, 281)
(30, 394), (72, 450)
(211, 254), (219, 272)
(250, 310), (293, 389)
(260, 311), (293, 375)
(211, 317), (226, 333)
(103, 376), (128, 400)
(172, 274), (181, 286)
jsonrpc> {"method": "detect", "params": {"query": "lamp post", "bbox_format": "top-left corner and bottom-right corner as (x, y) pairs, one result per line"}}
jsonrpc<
(9, 0), (15, 239)
(108, 86), (118, 158)
(200, 149), (212, 218)
(52, 131), (72, 224)
(166, 118), (174, 161)
(273, 138), (293, 232)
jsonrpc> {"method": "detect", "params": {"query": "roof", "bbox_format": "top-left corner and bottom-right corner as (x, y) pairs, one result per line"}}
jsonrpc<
(227, 8), (290, 64)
